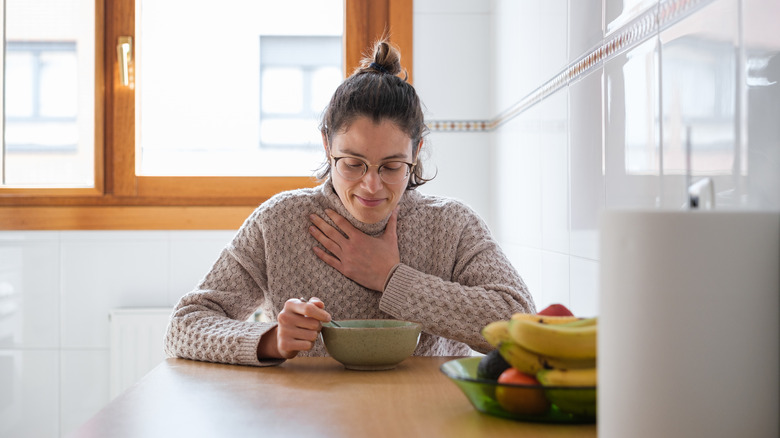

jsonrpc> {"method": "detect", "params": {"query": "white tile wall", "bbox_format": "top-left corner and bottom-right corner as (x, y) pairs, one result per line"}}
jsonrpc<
(414, 2), (491, 119)
(605, 0), (657, 35)
(569, 0), (604, 62)
(0, 230), (235, 437)
(539, 89), (570, 255)
(493, 108), (542, 247)
(491, 0), (542, 108)
(540, 0), (569, 82)
(0, 350), (60, 438)
(540, 250), (571, 309)
(743, 0), (780, 209)
(60, 232), (170, 349)
(418, 131), (493, 225)
(168, 231), (236, 305)
(569, 67), (605, 260)
(569, 256), (600, 316)
(659, 0), (741, 209)
(502, 243), (542, 301)
(492, 0), (780, 315)
(60, 349), (109, 435)
(0, 232), (60, 349)
(604, 37), (661, 209)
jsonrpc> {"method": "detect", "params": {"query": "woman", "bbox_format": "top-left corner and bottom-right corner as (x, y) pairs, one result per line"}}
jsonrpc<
(164, 40), (535, 366)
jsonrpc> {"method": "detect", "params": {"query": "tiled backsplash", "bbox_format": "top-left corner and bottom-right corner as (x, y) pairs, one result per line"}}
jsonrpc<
(490, 0), (779, 315)
(429, 0), (740, 133)
(0, 231), (235, 436)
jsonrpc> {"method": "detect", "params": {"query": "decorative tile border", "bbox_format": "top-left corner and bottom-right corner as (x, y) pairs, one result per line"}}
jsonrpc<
(426, 120), (495, 132)
(427, 0), (713, 133)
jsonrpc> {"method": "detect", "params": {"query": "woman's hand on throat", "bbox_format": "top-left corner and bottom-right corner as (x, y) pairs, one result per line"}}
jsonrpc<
(308, 208), (400, 291)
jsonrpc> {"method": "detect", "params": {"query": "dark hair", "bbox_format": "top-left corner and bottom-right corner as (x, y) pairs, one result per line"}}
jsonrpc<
(317, 39), (431, 189)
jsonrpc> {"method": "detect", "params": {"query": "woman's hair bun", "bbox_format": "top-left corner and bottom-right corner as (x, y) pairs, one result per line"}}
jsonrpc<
(357, 38), (404, 78)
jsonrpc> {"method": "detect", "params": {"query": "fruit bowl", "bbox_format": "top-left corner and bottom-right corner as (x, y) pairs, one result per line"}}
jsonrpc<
(440, 357), (596, 424)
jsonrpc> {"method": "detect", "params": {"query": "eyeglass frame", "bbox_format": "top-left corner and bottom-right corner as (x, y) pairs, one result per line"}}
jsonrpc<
(329, 154), (417, 184)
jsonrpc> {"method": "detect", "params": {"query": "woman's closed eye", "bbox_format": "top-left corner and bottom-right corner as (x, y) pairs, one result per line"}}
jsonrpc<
(381, 162), (405, 172)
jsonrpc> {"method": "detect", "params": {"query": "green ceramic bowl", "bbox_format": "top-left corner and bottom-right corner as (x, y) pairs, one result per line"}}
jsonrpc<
(440, 357), (597, 424)
(320, 319), (422, 370)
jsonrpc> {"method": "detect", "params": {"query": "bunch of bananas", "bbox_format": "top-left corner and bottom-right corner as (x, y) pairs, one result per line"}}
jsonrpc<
(481, 312), (598, 417)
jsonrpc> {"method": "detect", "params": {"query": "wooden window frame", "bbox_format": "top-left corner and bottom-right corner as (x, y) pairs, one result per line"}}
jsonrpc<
(0, 0), (412, 230)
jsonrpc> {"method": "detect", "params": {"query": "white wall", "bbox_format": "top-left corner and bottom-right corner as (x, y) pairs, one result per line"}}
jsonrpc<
(0, 231), (235, 437)
(414, 0), (494, 224)
(490, 0), (780, 318)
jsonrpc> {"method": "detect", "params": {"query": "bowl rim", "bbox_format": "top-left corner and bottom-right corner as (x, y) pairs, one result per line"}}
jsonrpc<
(321, 319), (423, 330)
(440, 356), (597, 390)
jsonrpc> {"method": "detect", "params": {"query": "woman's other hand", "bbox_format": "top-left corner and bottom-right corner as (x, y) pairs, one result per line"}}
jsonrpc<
(308, 208), (400, 291)
(258, 297), (331, 360)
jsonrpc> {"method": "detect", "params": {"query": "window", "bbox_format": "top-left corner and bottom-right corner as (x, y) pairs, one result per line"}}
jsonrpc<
(6, 42), (78, 154)
(136, 3), (343, 177)
(259, 36), (342, 151)
(0, 0), (413, 230)
(2, 0), (96, 189)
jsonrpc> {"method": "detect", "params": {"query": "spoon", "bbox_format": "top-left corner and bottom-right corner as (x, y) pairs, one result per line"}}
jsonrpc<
(299, 297), (342, 327)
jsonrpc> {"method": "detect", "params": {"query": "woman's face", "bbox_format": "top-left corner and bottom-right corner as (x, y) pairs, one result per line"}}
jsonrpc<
(325, 116), (417, 224)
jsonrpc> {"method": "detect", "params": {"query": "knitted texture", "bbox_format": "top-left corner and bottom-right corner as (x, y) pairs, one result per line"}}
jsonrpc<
(164, 179), (536, 366)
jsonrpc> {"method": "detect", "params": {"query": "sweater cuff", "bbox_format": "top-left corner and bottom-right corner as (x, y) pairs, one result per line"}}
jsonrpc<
(382, 263), (402, 291)
(237, 322), (287, 367)
(379, 263), (417, 318)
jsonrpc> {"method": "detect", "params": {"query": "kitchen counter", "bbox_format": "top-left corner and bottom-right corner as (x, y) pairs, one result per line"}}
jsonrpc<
(69, 356), (597, 438)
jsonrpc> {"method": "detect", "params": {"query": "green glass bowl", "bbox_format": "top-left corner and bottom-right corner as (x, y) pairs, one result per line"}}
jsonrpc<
(440, 357), (597, 424)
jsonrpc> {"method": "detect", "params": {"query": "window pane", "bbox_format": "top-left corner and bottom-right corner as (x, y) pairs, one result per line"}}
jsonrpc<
(262, 68), (304, 114)
(311, 67), (342, 113)
(39, 51), (79, 118)
(137, 0), (343, 177)
(260, 118), (322, 145)
(2, 0), (94, 188)
(5, 52), (35, 118)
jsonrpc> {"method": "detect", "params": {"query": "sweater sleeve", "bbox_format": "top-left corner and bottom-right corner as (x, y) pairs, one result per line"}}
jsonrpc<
(379, 207), (536, 354)
(163, 209), (284, 367)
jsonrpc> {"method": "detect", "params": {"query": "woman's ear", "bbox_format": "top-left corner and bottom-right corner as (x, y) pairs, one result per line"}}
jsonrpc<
(415, 139), (423, 160)
(321, 131), (330, 156)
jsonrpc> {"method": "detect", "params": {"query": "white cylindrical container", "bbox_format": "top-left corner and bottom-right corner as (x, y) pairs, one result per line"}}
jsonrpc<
(599, 210), (779, 438)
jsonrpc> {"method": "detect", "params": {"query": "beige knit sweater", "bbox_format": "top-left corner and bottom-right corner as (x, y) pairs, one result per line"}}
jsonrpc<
(164, 179), (535, 366)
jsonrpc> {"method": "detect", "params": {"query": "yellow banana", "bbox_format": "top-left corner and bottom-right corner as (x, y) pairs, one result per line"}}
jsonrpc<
(481, 320), (511, 347)
(556, 317), (598, 328)
(510, 313), (583, 325)
(499, 341), (597, 375)
(498, 342), (545, 375)
(539, 354), (596, 371)
(509, 317), (597, 359)
(536, 367), (597, 387)
(482, 315), (591, 347)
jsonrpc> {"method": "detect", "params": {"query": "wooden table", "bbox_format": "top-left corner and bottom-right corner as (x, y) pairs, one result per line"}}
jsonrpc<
(70, 357), (597, 438)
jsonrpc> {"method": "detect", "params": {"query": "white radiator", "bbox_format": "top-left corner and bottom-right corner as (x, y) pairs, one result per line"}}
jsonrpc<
(109, 308), (172, 399)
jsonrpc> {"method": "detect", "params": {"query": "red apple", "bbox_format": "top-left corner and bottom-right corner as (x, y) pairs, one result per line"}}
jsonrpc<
(495, 368), (550, 415)
(537, 303), (574, 317)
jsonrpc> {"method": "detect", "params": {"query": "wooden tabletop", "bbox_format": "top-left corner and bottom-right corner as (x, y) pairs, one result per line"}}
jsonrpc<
(70, 356), (597, 438)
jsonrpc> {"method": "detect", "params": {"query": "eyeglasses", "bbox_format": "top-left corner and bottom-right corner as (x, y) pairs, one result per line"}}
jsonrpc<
(331, 155), (416, 184)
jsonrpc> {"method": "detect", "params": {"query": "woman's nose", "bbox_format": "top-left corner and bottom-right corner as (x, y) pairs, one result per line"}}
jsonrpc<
(360, 167), (384, 191)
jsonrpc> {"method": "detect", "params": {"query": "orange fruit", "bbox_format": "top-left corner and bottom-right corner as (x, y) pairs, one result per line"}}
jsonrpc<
(495, 368), (550, 415)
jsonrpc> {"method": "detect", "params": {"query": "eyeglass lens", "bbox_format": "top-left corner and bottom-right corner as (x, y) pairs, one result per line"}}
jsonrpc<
(334, 157), (411, 183)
